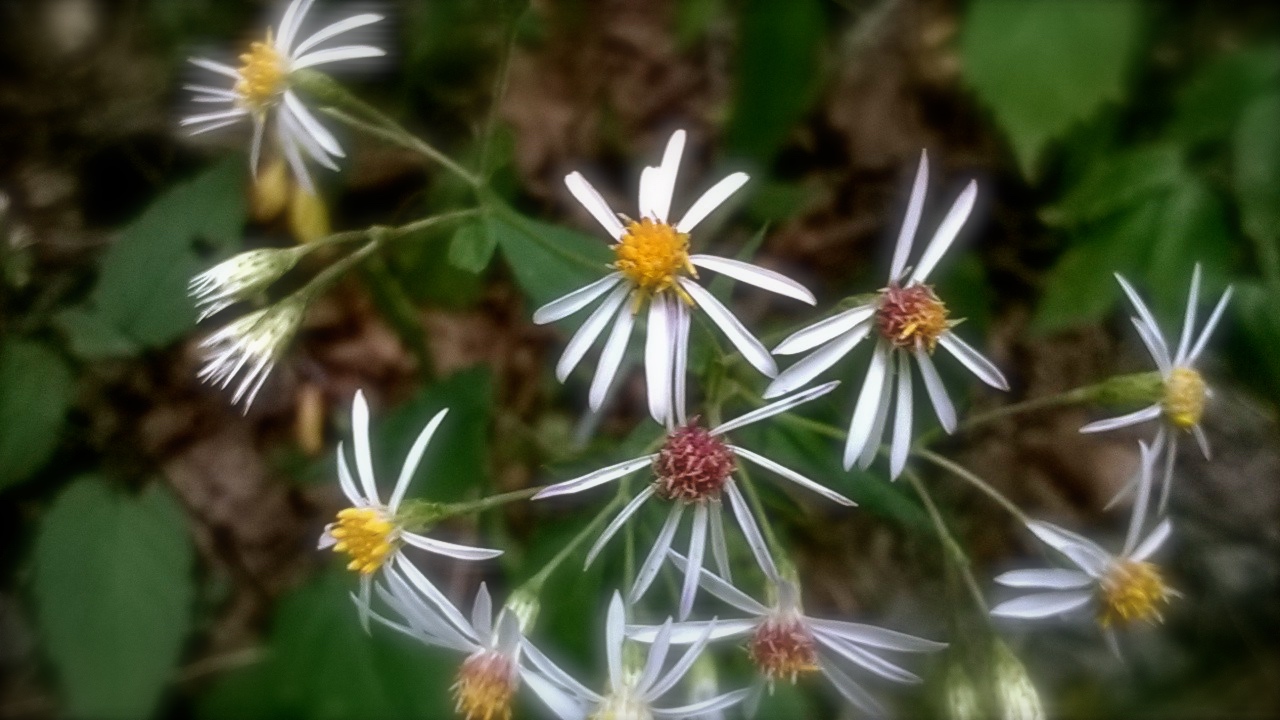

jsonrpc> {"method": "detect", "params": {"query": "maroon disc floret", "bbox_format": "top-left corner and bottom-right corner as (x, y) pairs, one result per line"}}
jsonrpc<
(653, 420), (735, 503)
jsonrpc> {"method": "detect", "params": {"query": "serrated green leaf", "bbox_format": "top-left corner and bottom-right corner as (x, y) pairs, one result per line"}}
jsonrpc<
(490, 206), (613, 308)
(1046, 144), (1185, 227)
(447, 219), (498, 274)
(0, 339), (74, 490)
(35, 478), (194, 719)
(961, 0), (1142, 178)
(1234, 93), (1280, 250)
(91, 158), (246, 347)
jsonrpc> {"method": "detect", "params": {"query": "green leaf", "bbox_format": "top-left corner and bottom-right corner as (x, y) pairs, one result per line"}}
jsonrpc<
(961, 0), (1142, 178)
(1234, 93), (1280, 250)
(90, 158), (246, 347)
(0, 339), (74, 490)
(1234, 282), (1280, 404)
(724, 0), (825, 163)
(447, 218), (499, 274)
(34, 478), (194, 720)
(198, 571), (454, 720)
(54, 307), (139, 360)
(1046, 144), (1185, 227)
(1170, 44), (1280, 145)
(490, 207), (613, 308)
(1147, 177), (1235, 312)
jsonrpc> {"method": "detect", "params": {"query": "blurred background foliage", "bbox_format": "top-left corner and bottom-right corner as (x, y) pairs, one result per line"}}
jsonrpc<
(1, 0), (1278, 718)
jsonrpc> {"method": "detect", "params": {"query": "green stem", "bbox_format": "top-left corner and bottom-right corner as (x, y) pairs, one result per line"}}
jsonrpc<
(903, 468), (988, 614)
(361, 255), (434, 379)
(939, 386), (1093, 440)
(478, 8), (524, 174)
(913, 448), (1030, 526)
(519, 488), (626, 595)
(321, 106), (482, 189)
(439, 486), (546, 518)
(735, 464), (792, 573)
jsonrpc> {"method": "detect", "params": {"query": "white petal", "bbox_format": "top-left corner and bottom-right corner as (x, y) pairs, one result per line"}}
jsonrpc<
(534, 273), (623, 325)
(556, 283), (630, 381)
(937, 331), (1009, 390)
(388, 408), (447, 512)
(535, 454), (656, 500)
(712, 379), (839, 436)
(520, 669), (589, 720)
(401, 533), (503, 560)
(653, 129), (686, 223)
(188, 56), (239, 79)
(814, 635), (921, 684)
(1116, 274), (1172, 367)
(730, 445), (855, 506)
(1174, 264), (1201, 364)
(844, 341), (890, 470)
(588, 297), (637, 410)
(585, 487), (656, 567)
(637, 620), (674, 693)
(180, 108), (249, 127)
(645, 296), (673, 424)
(763, 323), (871, 399)
(284, 90), (344, 157)
(908, 179), (976, 284)
(1187, 285), (1233, 363)
(628, 619), (756, 645)
(1025, 521), (1110, 577)
(773, 304), (876, 356)
(679, 504), (710, 620)
(565, 172), (625, 240)
(279, 109), (339, 170)
(647, 619), (718, 699)
(808, 619), (947, 652)
(913, 347), (956, 432)
(671, 299), (691, 425)
(889, 351), (914, 479)
(392, 555), (480, 644)
(472, 583), (493, 643)
(275, 0), (316, 54)
(1156, 431), (1178, 514)
(678, 278), (776, 376)
(293, 13), (383, 57)
(889, 151), (929, 283)
(1132, 316), (1173, 375)
(689, 255), (815, 304)
(280, 124), (315, 193)
(335, 442), (364, 505)
(651, 689), (751, 719)
(291, 45), (385, 69)
(184, 83), (238, 98)
(1078, 404), (1161, 434)
(666, 549), (768, 616)
(708, 502), (732, 582)
(1130, 518), (1173, 562)
(350, 390), (380, 503)
(1121, 440), (1158, 557)
(639, 166), (663, 221)
(1191, 424), (1211, 459)
(185, 117), (243, 137)
(990, 590), (1093, 619)
(724, 480), (779, 581)
(675, 172), (749, 233)
(818, 658), (885, 717)
(605, 592), (626, 690)
(521, 641), (599, 701)
(630, 504), (685, 603)
(993, 568), (1093, 589)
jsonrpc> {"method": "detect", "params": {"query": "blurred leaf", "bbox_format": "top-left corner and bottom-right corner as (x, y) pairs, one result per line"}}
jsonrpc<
(198, 571), (454, 720)
(0, 339), (74, 491)
(1148, 177), (1235, 312)
(1234, 283), (1280, 403)
(1046, 144), (1184, 227)
(676, 0), (724, 48)
(35, 478), (193, 720)
(1170, 44), (1280, 145)
(961, 0), (1142, 178)
(935, 254), (993, 335)
(54, 307), (139, 359)
(724, 0), (825, 163)
(491, 207), (613, 308)
(391, 223), (485, 309)
(89, 159), (246, 347)
(1234, 93), (1280, 250)
(448, 219), (498, 273)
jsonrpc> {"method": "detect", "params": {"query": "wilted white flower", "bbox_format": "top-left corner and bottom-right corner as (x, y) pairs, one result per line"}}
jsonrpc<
(318, 390), (502, 628)
(183, 0), (384, 191)
(765, 151), (1008, 478)
(628, 558), (946, 717)
(519, 592), (749, 720)
(189, 247), (304, 320)
(1079, 264), (1233, 510)
(533, 382), (853, 620)
(534, 129), (816, 425)
(197, 295), (307, 407)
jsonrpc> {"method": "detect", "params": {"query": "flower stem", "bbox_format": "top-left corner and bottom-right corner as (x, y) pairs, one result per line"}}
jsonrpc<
(322, 106), (481, 188)
(903, 468), (988, 614)
(519, 487), (626, 595)
(913, 448), (1030, 526)
(735, 464), (792, 573)
(439, 486), (547, 518)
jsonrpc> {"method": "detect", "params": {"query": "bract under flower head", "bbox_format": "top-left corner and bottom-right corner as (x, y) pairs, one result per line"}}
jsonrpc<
(1162, 366), (1206, 430)
(653, 422), (735, 503)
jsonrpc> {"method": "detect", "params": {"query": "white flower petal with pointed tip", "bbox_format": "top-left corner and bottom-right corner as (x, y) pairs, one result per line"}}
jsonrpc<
(318, 391), (501, 630)
(765, 151), (1008, 479)
(183, 0), (385, 190)
(535, 130), (815, 425)
(532, 382), (849, 619)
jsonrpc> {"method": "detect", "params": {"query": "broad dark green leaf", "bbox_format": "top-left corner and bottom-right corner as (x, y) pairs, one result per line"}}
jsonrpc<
(1046, 144), (1184, 227)
(54, 306), (140, 360)
(0, 339), (74, 490)
(490, 207), (613, 308)
(90, 158), (245, 347)
(1234, 93), (1280, 249)
(961, 0), (1142, 178)
(1147, 177), (1235, 313)
(1234, 282), (1280, 404)
(1170, 44), (1280, 145)
(35, 478), (194, 720)
(447, 218), (498, 273)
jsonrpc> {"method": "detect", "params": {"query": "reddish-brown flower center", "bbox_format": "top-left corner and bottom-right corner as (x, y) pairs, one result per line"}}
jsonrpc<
(453, 651), (516, 720)
(876, 283), (950, 352)
(749, 616), (819, 682)
(652, 421), (735, 503)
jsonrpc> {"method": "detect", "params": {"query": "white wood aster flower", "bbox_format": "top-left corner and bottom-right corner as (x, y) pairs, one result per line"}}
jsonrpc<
(534, 129), (816, 426)
(183, 0), (384, 191)
(765, 151), (1009, 479)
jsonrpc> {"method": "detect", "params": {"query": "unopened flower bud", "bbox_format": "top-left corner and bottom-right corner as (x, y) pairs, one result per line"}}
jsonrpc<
(992, 641), (1044, 720)
(251, 157), (291, 221)
(289, 188), (331, 243)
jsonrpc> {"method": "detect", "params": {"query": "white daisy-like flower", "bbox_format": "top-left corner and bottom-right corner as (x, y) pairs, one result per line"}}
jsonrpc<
(189, 247), (304, 320)
(1079, 264), (1233, 510)
(628, 556), (946, 717)
(182, 0), (385, 191)
(318, 390), (502, 628)
(519, 591), (750, 720)
(533, 381), (853, 620)
(764, 151), (1009, 479)
(533, 129), (816, 425)
(991, 443), (1176, 646)
(197, 296), (307, 407)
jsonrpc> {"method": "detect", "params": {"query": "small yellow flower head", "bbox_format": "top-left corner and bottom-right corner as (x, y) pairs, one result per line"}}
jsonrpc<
(1098, 559), (1172, 627)
(613, 219), (695, 302)
(877, 283), (950, 353)
(235, 31), (287, 110)
(453, 651), (516, 720)
(748, 615), (820, 683)
(327, 507), (398, 575)
(1163, 366), (1206, 430)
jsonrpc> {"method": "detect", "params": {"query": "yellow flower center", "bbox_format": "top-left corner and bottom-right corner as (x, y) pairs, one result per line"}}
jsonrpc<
(453, 652), (515, 720)
(1098, 560), (1172, 627)
(327, 507), (397, 574)
(876, 284), (950, 352)
(235, 32), (287, 110)
(749, 616), (819, 683)
(613, 219), (696, 304)
(1162, 366), (1206, 430)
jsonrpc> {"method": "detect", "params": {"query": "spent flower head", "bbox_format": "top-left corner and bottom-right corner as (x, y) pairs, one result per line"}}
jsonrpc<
(533, 129), (815, 425)
(765, 151), (1009, 479)
(197, 294), (308, 407)
(189, 246), (304, 320)
(183, 0), (384, 191)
